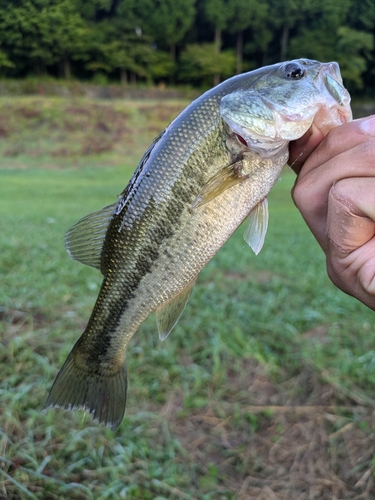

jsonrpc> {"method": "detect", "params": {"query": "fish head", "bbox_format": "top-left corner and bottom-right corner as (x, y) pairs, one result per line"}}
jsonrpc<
(220, 59), (352, 159)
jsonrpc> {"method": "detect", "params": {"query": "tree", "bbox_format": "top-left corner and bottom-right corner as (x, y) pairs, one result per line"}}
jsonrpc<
(179, 43), (236, 86)
(228, 0), (269, 73)
(267, 0), (304, 61)
(286, 0), (371, 89)
(203, 0), (233, 85)
(344, 0), (375, 91)
(143, 0), (196, 63)
(76, 0), (113, 21)
(0, 0), (373, 92)
(0, 0), (88, 78)
(0, 0), (51, 76)
(0, 50), (15, 75)
(336, 27), (374, 90)
(39, 0), (89, 79)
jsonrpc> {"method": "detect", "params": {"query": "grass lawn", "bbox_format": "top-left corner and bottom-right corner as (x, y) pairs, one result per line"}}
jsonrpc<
(1, 96), (375, 499)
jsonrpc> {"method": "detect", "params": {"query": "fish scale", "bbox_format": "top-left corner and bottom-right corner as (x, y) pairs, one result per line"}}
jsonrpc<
(47, 59), (352, 429)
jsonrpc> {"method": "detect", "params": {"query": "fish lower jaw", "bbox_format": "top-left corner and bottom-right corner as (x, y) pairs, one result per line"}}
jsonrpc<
(244, 134), (289, 160)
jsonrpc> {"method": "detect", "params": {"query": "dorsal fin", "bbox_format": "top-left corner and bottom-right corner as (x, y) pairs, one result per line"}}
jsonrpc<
(156, 279), (196, 341)
(243, 197), (269, 255)
(114, 130), (167, 217)
(64, 203), (116, 272)
(64, 132), (166, 271)
(138, 130), (166, 170)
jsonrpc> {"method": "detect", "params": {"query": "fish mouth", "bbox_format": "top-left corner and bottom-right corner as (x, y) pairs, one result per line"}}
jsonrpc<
(311, 62), (352, 135)
(220, 59), (352, 159)
(264, 61), (352, 136)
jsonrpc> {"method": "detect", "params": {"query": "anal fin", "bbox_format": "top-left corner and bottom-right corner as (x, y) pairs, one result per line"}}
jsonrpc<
(156, 279), (196, 341)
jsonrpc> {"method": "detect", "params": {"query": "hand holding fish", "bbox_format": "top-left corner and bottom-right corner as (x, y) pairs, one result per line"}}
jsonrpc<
(290, 116), (375, 310)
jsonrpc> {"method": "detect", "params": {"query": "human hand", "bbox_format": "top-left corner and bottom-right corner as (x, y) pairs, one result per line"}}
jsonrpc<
(289, 116), (375, 310)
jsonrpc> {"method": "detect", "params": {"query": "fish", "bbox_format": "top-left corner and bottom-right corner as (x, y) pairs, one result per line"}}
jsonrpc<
(46, 59), (352, 430)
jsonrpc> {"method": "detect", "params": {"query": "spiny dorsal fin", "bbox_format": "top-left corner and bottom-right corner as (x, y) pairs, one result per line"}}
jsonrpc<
(113, 130), (167, 218)
(156, 279), (196, 341)
(191, 160), (247, 209)
(64, 203), (116, 272)
(137, 130), (166, 170)
(243, 197), (269, 255)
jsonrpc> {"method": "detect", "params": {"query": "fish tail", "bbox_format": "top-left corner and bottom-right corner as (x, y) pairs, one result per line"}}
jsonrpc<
(46, 349), (127, 431)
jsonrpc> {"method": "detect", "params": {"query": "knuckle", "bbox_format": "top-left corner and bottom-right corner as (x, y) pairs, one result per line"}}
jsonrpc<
(326, 254), (352, 294)
(291, 175), (316, 213)
(332, 177), (353, 198)
(356, 138), (375, 165)
(324, 122), (375, 161)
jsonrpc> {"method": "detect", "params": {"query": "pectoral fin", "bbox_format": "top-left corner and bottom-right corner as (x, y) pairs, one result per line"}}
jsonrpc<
(65, 203), (116, 272)
(156, 279), (196, 341)
(192, 160), (247, 209)
(243, 198), (269, 255)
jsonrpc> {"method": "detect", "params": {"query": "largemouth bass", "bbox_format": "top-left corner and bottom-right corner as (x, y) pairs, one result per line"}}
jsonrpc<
(46, 59), (352, 429)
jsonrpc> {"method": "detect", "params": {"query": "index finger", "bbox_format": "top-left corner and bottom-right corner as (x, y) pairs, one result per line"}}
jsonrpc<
(291, 117), (375, 252)
(295, 116), (375, 183)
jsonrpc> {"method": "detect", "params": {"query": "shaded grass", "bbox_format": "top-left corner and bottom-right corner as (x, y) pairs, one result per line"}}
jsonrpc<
(1, 97), (375, 498)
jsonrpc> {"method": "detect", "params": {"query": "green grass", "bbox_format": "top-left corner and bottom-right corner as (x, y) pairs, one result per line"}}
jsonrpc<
(2, 97), (375, 499)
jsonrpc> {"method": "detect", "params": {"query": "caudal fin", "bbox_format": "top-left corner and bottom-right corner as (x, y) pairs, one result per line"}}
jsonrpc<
(46, 351), (127, 430)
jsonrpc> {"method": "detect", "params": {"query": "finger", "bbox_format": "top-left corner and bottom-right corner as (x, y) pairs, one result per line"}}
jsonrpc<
(292, 130), (375, 250)
(296, 116), (375, 183)
(326, 238), (375, 310)
(289, 124), (324, 174)
(325, 179), (375, 310)
(288, 115), (373, 176)
(327, 179), (375, 256)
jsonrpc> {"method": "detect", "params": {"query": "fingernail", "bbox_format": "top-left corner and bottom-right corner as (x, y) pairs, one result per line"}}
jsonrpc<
(359, 115), (375, 135)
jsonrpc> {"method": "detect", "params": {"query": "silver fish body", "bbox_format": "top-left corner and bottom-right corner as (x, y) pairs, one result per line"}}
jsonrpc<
(47, 59), (352, 429)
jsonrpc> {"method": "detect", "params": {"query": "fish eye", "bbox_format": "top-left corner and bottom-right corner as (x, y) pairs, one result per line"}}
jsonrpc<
(284, 63), (305, 80)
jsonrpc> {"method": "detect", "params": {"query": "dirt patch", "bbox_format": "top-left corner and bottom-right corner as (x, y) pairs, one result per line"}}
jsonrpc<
(162, 359), (375, 498)
(0, 308), (50, 342)
(0, 125), (8, 137)
(0, 98), (188, 168)
(17, 107), (41, 119)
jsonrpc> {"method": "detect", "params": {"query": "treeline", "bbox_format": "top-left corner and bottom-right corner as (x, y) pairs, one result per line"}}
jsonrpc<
(0, 0), (374, 93)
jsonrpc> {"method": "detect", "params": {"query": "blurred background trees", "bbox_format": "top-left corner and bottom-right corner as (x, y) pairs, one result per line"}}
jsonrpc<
(0, 0), (373, 93)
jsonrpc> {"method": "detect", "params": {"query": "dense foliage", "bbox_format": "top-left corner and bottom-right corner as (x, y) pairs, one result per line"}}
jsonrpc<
(0, 0), (374, 92)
